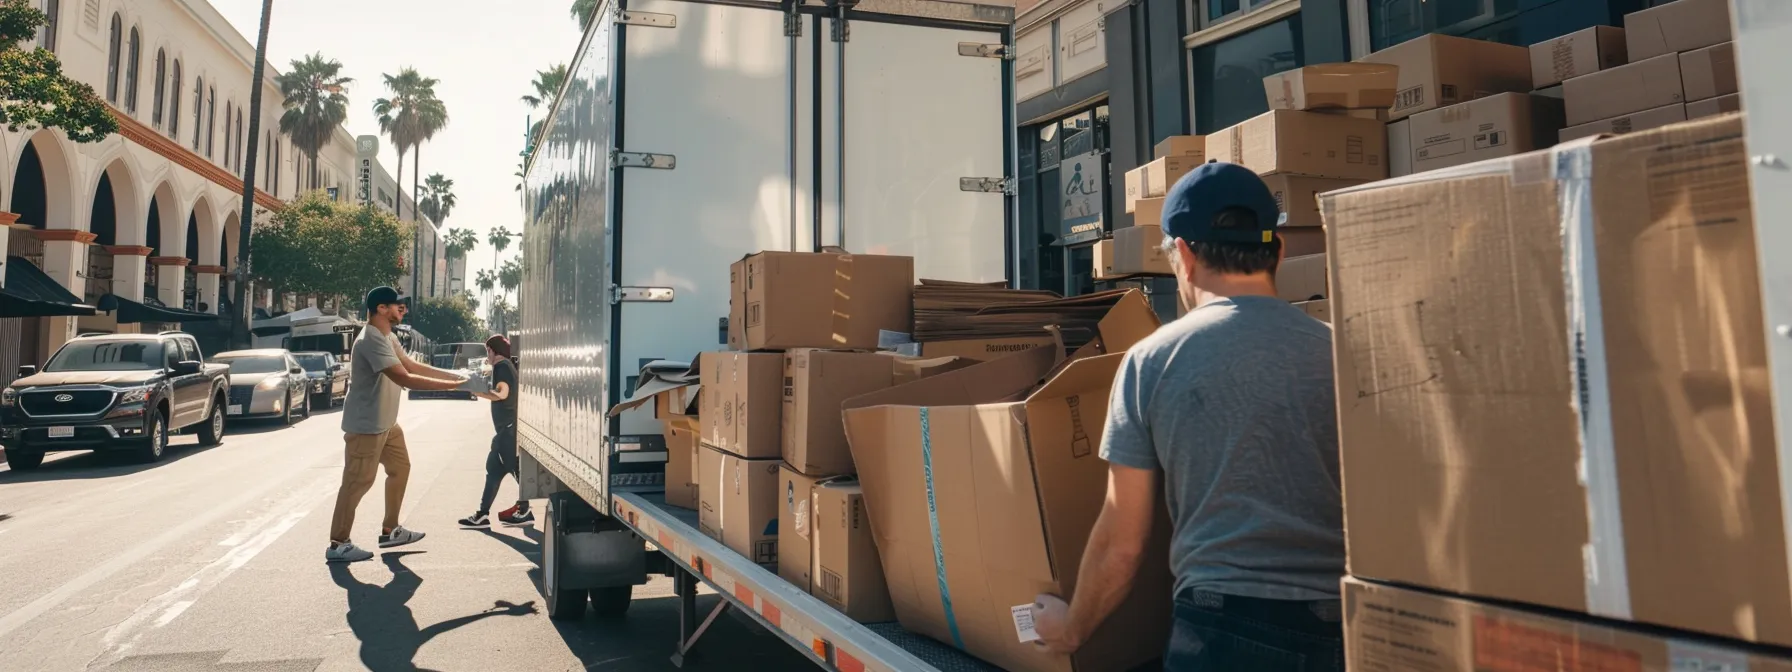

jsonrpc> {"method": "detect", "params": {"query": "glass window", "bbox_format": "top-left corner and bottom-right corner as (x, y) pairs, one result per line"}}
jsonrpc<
(169, 61), (181, 137)
(1369, 0), (1519, 52)
(192, 77), (203, 150)
(1192, 15), (1303, 133)
(1037, 123), (1061, 173)
(216, 356), (286, 375)
(178, 338), (199, 363)
(46, 340), (164, 372)
(105, 14), (120, 102)
(151, 50), (165, 127)
(207, 88), (216, 158)
(1198, 0), (1282, 30)
(39, 0), (58, 52)
(124, 27), (139, 113)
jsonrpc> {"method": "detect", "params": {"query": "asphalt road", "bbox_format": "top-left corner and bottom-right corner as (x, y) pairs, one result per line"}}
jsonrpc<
(0, 399), (815, 671)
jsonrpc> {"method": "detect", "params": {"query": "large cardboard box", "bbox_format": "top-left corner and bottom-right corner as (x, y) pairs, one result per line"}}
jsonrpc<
(664, 416), (701, 509)
(783, 349), (897, 476)
(777, 465), (826, 591)
(1153, 135), (1204, 161)
(1263, 63), (1399, 111)
(1387, 119), (1413, 178)
(1280, 226), (1326, 258)
(1107, 225), (1172, 276)
(1343, 578), (1792, 672)
(1359, 34), (1532, 121)
(700, 351), (783, 459)
(1409, 93), (1564, 173)
(1122, 166), (1143, 214)
(1680, 41), (1737, 103)
(1277, 254), (1327, 303)
(1123, 157), (1200, 214)
(1563, 52), (1684, 126)
(1687, 92), (1741, 119)
(1294, 299), (1329, 323)
(1264, 175), (1366, 228)
(811, 480), (896, 623)
(841, 345), (1173, 672)
(697, 445), (781, 569)
(917, 335), (1060, 362)
(1529, 25), (1627, 89)
(729, 251), (914, 352)
(1625, 0), (1732, 62)
(1205, 110), (1388, 181)
(1321, 116), (1792, 647)
(1133, 196), (1164, 227)
(1558, 102), (1686, 143)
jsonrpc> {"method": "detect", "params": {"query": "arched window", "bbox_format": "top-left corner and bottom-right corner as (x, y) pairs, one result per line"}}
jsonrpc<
(236, 112), (245, 172)
(150, 49), (165, 126)
(192, 76), (203, 150)
(38, 0), (59, 52)
(206, 87), (216, 158)
(168, 60), (181, 137)
(105, 14), (121, 102)
(124, 27), (140, 113)
(223, 102), (232, 165)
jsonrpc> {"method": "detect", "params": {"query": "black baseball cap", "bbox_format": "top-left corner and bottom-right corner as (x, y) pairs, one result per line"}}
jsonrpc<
(364, 286), (409, 311)
(1161, 162), (1282, 245)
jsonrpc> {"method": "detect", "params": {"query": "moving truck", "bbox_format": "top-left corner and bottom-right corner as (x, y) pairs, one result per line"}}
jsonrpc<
(514, 0), (1015, 668)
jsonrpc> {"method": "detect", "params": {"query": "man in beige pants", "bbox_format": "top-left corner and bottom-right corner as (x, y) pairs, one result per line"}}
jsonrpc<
(326, 286), (468, 563)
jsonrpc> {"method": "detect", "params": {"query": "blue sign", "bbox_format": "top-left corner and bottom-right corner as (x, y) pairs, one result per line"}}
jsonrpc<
(1060, 151), (1104, 245)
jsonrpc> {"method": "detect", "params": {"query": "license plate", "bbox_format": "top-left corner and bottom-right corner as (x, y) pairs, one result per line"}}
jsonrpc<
(228, 404), (243, 415)
(47, 426), (73, 438)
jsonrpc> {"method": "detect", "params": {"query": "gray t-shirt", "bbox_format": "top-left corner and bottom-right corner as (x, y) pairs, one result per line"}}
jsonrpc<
(342, 326), (405, 435)
(1101, 295), (1344, 601)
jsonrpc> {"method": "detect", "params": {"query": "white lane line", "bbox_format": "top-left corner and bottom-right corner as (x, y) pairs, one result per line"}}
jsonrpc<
(151, 601), (193, 628)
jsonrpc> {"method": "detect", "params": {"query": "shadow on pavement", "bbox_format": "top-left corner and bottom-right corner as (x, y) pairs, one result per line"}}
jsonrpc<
(0, 438), (227, 483)
(329, 551), (538, 672)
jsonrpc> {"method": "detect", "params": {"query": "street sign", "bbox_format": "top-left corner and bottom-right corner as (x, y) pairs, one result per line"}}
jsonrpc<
(355, 135), (379, 206)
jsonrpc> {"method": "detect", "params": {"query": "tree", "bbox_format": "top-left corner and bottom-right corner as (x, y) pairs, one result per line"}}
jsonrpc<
(442, 226), (476, 295)
(231, 0), (275, 350)
(0, 0), (116, 142)
(487, 226), (514, 271)
(514, 160), (526, 193)
(418, 173), (456, 223)
(460, 290), (479, 314)
(488, 294), (518, 335)
(409, 295), (482, 344)
(499, 257), (522, 301)
(475, 268), (496, 304)
(375, 68), (445, 298)
(521, 64), (568, 109)
(570, 0), (598, 31)
(249, 192), (407, 301)
(276, 53), (350, 191)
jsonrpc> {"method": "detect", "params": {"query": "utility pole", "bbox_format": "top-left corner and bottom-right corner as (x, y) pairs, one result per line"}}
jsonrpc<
(231, 0), (274, 349)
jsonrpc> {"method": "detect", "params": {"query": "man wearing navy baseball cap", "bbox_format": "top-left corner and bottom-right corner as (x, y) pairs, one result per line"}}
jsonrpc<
(1033, 163), (1344, 670)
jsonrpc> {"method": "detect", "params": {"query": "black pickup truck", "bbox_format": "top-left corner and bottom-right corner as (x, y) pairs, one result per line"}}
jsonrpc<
(0, 332), (231, 469)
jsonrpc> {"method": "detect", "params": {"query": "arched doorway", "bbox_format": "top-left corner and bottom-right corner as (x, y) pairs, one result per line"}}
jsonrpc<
(5, 133), (78, 370)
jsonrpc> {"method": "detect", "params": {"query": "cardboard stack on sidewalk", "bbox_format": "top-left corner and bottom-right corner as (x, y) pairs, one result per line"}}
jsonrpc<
(1320, 114), (1792, 668)
(1557, 0), (1738, 141)
(1107, 138), (1205, 279)
(1359, 33), (1536, 178)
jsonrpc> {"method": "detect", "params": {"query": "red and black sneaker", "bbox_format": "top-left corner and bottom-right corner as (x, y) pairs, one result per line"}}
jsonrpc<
(498, 504), (534, 527)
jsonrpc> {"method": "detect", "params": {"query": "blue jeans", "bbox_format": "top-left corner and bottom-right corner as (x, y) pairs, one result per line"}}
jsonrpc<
(1164, 590), (1344, 672)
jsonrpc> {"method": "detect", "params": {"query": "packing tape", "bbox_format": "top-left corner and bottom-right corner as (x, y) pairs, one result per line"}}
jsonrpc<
(830, 253), (854, 347)
(1554, 143), (1631, 620)
(918, 407), (966, 650)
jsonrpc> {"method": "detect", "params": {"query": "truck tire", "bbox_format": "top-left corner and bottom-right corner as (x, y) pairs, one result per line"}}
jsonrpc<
(590, 586), (632, 618)
(137, 411), (168, 463)
(543, 498), (588, 621)
(281, 399), (293, 426)
(3, 449), (43, 471)
(197, 397), (225, 446)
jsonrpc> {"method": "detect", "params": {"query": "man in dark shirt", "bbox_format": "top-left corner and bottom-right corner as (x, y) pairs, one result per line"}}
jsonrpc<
(458, 334), (532, 527)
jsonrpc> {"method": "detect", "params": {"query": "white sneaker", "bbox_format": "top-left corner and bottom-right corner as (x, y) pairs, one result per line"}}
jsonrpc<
(326, 541), (374, 563)
(378, 525), (425, 548)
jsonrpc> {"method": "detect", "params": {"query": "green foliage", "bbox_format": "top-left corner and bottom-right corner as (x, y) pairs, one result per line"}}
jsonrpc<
(475, 268), (496, 295)
(420, 174), (457, 224)
(276, 53), (352, 189)
(521, 64), (568, 109)
(571, 0), (599, 31)
(409, 295), (483, 344)
(0, 0), (115, 143)
(499, 258), (522, 296)
(250, 191), (407, 299)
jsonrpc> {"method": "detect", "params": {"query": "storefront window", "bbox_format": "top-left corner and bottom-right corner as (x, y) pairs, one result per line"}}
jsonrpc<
(1199, 0), (1284, 30)
(1193, 16), (1303, 133)
(1369, 0), (1519, 51)
(1019, 105), (1111, 294)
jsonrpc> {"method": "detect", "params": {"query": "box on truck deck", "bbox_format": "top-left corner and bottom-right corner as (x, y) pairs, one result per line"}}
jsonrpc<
(1358, 34), (1532, 121)
(777, 465), (826, 591)
(1529, 26), (1627, 89)
(1559, 103), (1687, 143)
(1262, 63), (1399, 111)
(698, 445), (781, 570)
(1562, 53), (1685, 126)
(1263, 175), (1365, 228)
(700, 351), (783, 459)
(812, 479), (895, 623)
(841, 345), (1172, 672)
(664, 416), (701, 509)
(918, 335), (1060, 362)
(1680, 42), (1738, 103)
(1277, 254), (1327, 303)
(1409, 93), (1564, 173)
(1205, 110), (1388, 181)
(1625, 0), (1732, 62)
(1133, 196), (1165, 227)
(1153, 135), (1204, 161)
(728, 251), (914, 352)
(1280, 226), (1326, 258)
(1320, 115), (1792, 647)
(1688, 93), (1741, 119)
(1343, 577), (1792, 671)
(783, 349), (899, 477)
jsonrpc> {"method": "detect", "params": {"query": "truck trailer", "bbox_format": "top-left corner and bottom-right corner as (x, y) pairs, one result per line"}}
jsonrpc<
(515, 0), (1016, 668)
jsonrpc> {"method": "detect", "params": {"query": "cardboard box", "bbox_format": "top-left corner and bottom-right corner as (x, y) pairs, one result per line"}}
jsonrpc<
(1107, 225), (1172, 277)
(1133, 197), (1164, 227)
(1294, 299), (1329, 323)
(664, 416), (701, 509)
(783, 349), (897, 476)
(842, 346), (1172, 672)
(1680, 41), (1737, 103)
(1409, 93), (1565, 173)
(1533, 84), (1563, 99)
(700, 351), (784, 459)
(1277, 254), (1327, 303)
(777, 465), (826, 591)
(697, 445), (781, 569)
(1625, 0), (1732, 62)
(1263, 174), (1364, 228)
(1322, 116), (1792, 647)
(1320, 108), (1389, 121)
(1280, 226), (1326, 258)
(1122, 166), (1143, 213)
(1558, 102), (1687, 143)
(1205, 110), (1388, 181)
(1687, 92), (1741, 119)
(1092, 240), (1118, 280)
(1529, 26), (1627, 89)
(890, 355), (977, 386)
(917, 335), (1061, 362)
(1263, 63), (1399, 111)
(1359, 34), (1533, 121)
(1343, 578), (1792, 672)
(1140, 155), (1199, 201)
(811, 480), (896, 623)
(729, 251), (914, 352)
(1153, 135), (1204, 161)
(1387, 119), (1413, 178)
(1563, 52), (1684, 126)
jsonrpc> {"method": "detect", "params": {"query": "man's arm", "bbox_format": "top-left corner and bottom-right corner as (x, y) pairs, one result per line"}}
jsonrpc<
(382, 364), (466, 391)
(474, 381), (510, 401)
(1035, 464), (1159, 652)
(393, 341), (460, 378)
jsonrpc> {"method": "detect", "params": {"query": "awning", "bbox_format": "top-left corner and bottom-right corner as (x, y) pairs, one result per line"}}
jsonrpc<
(97, 294), (220, 324)
(0, 256), (97, 318)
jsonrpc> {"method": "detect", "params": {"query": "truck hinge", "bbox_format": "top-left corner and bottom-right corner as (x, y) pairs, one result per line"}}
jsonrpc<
(828, 0), (856, 42)
(958, 43), (1011, 59)
(614, 9), (677, 28)
(960, 177), (1015, 196)
(612, 150), (676, 170)
(781, 0), (802, 36)
(610, 285), (676, 304)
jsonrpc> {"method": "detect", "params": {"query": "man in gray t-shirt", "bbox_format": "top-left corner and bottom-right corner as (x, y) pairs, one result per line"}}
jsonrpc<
(1033, 163), (1345, 671)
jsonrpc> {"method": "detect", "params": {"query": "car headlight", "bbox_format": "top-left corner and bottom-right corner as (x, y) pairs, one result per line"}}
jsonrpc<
(1, 388), (15, 407)
(119, 385), (153, 404)
(257, 377), (284, 390)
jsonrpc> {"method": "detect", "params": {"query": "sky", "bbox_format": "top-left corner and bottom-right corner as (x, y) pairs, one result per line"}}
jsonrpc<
(210, 0), (586, 294)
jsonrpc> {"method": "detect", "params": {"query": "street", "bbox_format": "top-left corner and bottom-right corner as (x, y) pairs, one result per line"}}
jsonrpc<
(0, 399), (814, 671)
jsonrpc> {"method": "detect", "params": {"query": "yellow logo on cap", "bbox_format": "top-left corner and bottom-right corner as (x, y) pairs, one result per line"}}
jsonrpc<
(1262, 231), (1274, 243)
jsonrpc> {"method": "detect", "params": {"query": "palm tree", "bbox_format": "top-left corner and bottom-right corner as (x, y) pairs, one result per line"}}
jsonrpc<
(443, 227), (477, 294)
(571, 0), (599, 31)
(232, 0), (275, 350)
(499, 258), (522, 302)
(418, 173), (457, 223)
(521, 64), (569, 109)
(475, 268), (497, 307)
(488, 226), (514, 271)
(376, 68), (446, 298)
(514, 161), (526, 193)
(276, 53), (351, 192)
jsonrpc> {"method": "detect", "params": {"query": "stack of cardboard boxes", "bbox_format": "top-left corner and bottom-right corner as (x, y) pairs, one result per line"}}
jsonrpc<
(1558, 0), (1738, 141)
(1367, 33), (1539, 178)
(1321, 113), (1792, 667)
(1101, 137), (1204, 280)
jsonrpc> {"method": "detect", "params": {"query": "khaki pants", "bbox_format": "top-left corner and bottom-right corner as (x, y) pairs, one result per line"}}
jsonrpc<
(329, 425), (410, 544)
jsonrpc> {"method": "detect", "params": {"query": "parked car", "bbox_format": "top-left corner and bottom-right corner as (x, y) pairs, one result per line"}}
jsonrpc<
(0, 332), (230, 469)
(213, 349), (311, 425)
(293, 351), (348, 408)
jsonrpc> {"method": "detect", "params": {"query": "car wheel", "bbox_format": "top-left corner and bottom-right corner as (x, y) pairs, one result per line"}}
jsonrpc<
(301, 392), (311, 418)
(138, 411), (168, 463)
(282, 399), (293, 426)
(198, 398), (225, 446)
(3, 448), (44, 471)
